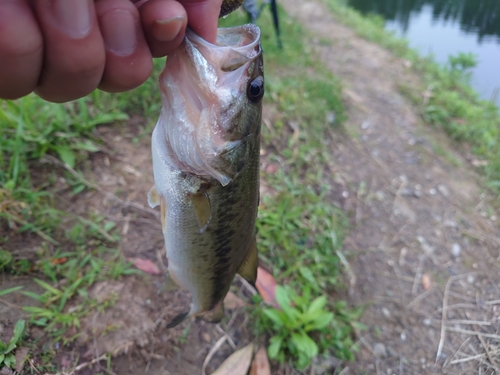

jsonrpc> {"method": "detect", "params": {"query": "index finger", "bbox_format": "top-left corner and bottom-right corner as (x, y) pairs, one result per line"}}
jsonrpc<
(179, 0), (223, 43)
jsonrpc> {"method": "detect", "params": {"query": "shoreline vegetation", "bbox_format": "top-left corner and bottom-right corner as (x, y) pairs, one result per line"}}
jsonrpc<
(325, 0), (500, 192)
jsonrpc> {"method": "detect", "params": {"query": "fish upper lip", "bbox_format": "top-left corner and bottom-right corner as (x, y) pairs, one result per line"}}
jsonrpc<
(185, 24), (262, 61)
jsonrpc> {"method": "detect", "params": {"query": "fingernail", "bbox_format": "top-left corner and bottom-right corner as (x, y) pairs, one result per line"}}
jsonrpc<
(53, 0), (92, 38)
(153, 16), (185, 42)
(101, 10), (138, 56)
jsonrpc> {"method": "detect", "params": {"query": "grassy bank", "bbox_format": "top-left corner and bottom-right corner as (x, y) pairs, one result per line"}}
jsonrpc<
(324, 0), (500, 190)
(0, 6), (359, 374)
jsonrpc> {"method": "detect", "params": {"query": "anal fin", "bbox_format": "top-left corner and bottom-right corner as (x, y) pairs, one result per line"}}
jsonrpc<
(157, 271), (180, 295)
(200, 302), (225, 324)
(236, 237), (258, 287)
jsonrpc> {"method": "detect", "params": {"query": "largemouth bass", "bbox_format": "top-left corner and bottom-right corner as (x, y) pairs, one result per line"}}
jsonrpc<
(148, 24), (264, 328)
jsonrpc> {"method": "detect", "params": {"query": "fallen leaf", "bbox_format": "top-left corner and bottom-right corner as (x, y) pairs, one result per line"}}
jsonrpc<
(51, 257), (67, 265)
(224, 291), (247, 310)
(15, 347), (29, 373)
(421, 273), (431, 290)
(249, 346), (271, 375)
(255, 267), (279, 308)
(127, 258), (161, 275)
(211, 342), (254, 375)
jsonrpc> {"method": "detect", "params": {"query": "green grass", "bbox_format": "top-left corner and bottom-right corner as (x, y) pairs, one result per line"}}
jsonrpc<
(0, 44), (162, 375)
(323, 0), (500, 191)
(0, 5), (359, 373)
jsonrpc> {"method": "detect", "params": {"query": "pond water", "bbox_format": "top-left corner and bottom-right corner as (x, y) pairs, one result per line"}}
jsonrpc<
(347, 0), (500, 108)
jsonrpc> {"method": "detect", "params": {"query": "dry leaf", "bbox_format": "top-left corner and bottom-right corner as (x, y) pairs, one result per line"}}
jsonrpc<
(249, 346), (271, 375)
(421, 273), (431, 290)
(211, 342), (254, 375)
(127, 257), (161, 275)
(224, 291), (247, 310)
(255, 267), (279, 308)
(15, 347), (29, 373)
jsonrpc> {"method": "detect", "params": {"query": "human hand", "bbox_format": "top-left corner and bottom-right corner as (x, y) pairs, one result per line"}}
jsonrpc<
(0, 0), (223, 102)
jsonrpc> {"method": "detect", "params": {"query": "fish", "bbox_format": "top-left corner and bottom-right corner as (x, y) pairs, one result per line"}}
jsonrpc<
(148, 23), (264, 328)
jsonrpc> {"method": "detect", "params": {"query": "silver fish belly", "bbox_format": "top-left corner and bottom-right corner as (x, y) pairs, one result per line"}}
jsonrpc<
(149, 24), (264, 328)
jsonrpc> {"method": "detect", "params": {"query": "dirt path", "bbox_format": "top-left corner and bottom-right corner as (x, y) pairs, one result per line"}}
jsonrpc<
(282, 0), (500, 373)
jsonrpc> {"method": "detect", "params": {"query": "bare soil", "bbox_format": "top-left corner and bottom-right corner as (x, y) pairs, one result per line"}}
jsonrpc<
(1, 1), (500, 374)
(282, 0), (500, 373)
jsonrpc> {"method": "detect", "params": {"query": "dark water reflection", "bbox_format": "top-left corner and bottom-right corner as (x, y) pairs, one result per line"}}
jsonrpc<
(348, 0), (500, 43)
(347, 0), (500, 106)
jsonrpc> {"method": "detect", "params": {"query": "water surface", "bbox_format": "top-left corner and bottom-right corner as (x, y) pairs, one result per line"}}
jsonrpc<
(347, 0), (500, 106)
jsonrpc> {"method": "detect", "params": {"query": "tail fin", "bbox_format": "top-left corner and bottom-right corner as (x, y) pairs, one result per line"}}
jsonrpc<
(166, 311), (189, 328)
(166, 301), (226, 328)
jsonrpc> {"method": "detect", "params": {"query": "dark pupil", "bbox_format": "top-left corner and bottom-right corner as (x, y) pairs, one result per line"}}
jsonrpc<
(250, 82), (261, 97)
(248, 77), (264, 103)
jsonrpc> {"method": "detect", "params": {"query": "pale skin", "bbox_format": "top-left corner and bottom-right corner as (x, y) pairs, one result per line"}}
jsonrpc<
(0, 0), (223, 102)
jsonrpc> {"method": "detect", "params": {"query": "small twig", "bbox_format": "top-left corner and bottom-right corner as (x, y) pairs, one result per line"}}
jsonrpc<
(377, 271), (414, 283)
(335, 246), (356, 288)
(407, 287), (435, 310)
(28, 358), (42, 375)
(476, 326), (498, 368)
(446, 327), (500, 340)
(0, 297), (22, 309)
(201, 335), (227, 375)
(55, 354), (109, 375)
(450, 352), (489, 364)
(216, 324), (236, 350)
(91, 313), (101, 373)
(355, 182), (364, 225)
(436, 273), (479, 362)
(388, 260), (404, 302)
(461, 229), (500, 247)
(235, 274), (257, 295)
(447, 290), (476, 303)
(443, 337), (471, 370)
(225, 306), (241, 331)
(435, 303), (476, 313)
(411, 254), (426, 295)
(145, 337), (157, 373)
(433, 319), (491, 326)
(359, 335), (373, 353)
(154, 307), (171, 330)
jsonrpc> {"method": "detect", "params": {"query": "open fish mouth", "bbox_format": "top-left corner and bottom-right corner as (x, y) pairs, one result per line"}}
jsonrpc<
(157, 24), (263, 186)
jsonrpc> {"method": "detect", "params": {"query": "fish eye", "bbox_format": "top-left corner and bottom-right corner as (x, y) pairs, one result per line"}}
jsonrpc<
(247, 76), (264, 103)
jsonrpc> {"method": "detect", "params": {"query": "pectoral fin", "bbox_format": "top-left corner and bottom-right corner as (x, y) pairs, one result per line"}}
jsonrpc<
(190, 190), (211, 233)
(148, 186), (160, 208)
(149, 186), (167, 232)
(237, 237), (258, 287)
